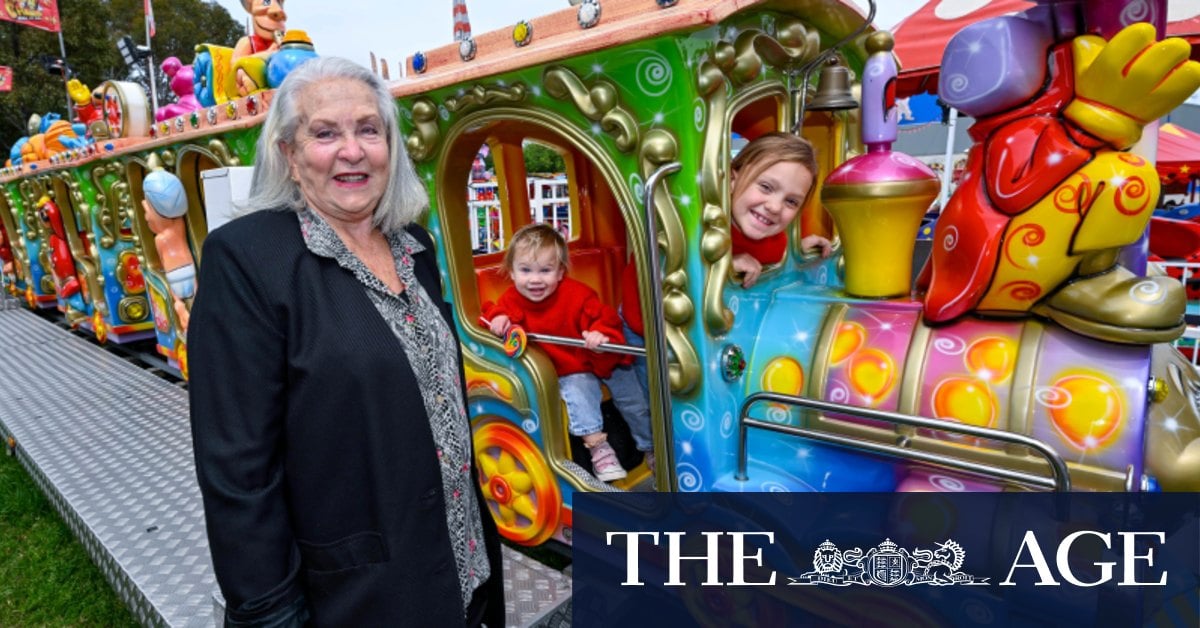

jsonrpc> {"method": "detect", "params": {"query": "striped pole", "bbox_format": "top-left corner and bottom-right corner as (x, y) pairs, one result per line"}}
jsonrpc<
(452, 0), (471, 42)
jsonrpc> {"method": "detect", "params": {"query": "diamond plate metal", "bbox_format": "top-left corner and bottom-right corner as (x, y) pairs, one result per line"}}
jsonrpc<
(0, 307), (573, 627)
(502, 545), (572, 627)
(0, 308), (212, 628)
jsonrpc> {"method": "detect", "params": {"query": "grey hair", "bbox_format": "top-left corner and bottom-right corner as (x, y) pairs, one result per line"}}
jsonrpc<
(239, 56), (427, 234)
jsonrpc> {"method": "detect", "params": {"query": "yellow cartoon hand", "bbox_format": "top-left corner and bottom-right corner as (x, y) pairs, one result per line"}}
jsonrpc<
(66, 79), (91, 105)
(1065, 23), (1200, 148)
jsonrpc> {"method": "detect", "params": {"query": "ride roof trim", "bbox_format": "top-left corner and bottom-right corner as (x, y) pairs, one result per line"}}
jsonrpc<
(393, 0), (873, 97)
(0, 0), (875, 184)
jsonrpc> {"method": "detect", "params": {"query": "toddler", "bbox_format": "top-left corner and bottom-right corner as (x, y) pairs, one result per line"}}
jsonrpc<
(483, 224), (652, 482)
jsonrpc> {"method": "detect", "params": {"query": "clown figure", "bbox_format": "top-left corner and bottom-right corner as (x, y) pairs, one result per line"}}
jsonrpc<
(920, 4), (1200, 344)
(142, 171), (196, 332)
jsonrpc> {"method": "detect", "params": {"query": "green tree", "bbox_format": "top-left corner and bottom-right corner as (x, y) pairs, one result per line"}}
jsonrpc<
(0, 0), (243, 158)
(523, 141), (566, 175)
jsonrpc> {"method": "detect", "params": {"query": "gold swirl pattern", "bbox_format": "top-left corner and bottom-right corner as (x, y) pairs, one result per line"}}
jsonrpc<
(206, 139), (240, 167)
(1114, 175), (1150, 216)
(728, 31), (765, 84)
(406, 98), (441, 162)
(1002, 224), (1046, 269)
(17, 178), (46, 241)
(112, 174), (139, 265)
(1052, 176), (1093, 215)
(543, 66), (639, 153)
(90, 162), (123, 249)
(0, 187), (30, 280)
(51, 171), (106, 318)
(1000, 280), (1041, 302)
(701, 44), (733, 95)
(445, 83), (528, 113)
(639, 129), (700, 395)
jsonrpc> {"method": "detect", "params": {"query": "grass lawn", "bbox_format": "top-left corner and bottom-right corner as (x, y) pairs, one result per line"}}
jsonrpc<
(0, 450), (138, 627)
(0, 432), (570, 628)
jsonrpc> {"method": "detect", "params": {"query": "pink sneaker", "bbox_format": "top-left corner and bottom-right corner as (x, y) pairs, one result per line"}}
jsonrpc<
(589, 441), (627, 482)
(644, 451), (655, 473)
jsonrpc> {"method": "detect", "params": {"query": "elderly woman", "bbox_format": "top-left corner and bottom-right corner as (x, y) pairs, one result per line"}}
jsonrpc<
(188, 57), (503, 627)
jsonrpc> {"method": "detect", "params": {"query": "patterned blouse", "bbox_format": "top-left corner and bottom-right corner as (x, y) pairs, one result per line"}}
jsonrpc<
(297, 209), (490, 612)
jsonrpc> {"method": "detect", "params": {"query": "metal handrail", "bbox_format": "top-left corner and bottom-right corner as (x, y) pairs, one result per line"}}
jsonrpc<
(521, 330), (646, 357)
(643, 161), (681, 486)
(736, 391), (1072, 491)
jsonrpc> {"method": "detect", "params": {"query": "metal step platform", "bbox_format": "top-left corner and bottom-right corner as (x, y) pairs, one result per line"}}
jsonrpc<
(0, 304), (571, 627)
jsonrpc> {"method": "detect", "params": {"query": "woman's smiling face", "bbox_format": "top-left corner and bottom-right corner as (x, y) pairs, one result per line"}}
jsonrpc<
(284, 78), (390, 225)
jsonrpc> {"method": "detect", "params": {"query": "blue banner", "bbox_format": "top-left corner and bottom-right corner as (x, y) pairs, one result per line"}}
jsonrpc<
(574, 492), (1199, 627)
(899, 93), (944, 126)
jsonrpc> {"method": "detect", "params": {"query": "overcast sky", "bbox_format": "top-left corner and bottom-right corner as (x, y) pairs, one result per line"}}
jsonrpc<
(206, 0), (918, 76)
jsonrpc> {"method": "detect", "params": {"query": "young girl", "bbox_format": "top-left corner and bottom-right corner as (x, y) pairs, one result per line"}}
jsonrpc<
(730, 132), (833, 288)
(483, 223), (652, 483)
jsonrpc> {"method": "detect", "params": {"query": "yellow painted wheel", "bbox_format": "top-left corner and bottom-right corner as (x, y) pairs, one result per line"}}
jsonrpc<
(473, 420), (561, 546)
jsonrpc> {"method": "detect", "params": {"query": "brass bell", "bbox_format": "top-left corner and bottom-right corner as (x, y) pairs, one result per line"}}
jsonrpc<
(807, 57), (858, 111)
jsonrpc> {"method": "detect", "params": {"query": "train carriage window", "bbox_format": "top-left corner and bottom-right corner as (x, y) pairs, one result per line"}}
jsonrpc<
(523, 140), (574, 242)
(439, 115), (653, 490)
(465, 139), (579, 260)
(723, 93), (837, 287)
(731, 96), (783, 145)
(460, 132), (623, 309)
(467, 144), (503, 254)
(727, 95), (786, 285)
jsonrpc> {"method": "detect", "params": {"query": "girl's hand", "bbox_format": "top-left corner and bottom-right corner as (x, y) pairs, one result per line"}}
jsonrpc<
(488, 315), (511, 337)
(582, 330), (609, 351)
(732, 253), (763, 288)
(801, 235), (833, 259)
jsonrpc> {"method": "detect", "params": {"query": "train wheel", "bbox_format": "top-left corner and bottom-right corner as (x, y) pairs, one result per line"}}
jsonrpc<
(473, 420), (561, 546)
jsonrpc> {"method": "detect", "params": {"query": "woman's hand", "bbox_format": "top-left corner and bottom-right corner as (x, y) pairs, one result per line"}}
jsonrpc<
(732, 252), (763, 288)
(582, 330), (609, 351)
(488, 315), (511, 337)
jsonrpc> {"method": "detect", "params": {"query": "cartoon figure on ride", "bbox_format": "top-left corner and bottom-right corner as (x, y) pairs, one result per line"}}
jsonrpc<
(28, 169), (152, 342)
(192, 3), (305, 108)
(921, 3), (1200, 344)
(35, 195), (83, 302)
(142, 169), (196, 333)
(6, 113), (84, 167)
(154, 57), (204, 122)
(231, 0), (288, 97)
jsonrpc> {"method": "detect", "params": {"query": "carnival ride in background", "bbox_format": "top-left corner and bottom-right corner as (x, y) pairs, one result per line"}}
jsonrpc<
(2, 0), (1200, 550)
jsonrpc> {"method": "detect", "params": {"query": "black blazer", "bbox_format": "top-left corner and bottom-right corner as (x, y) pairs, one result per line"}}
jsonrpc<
(188, 210), (503, 627)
